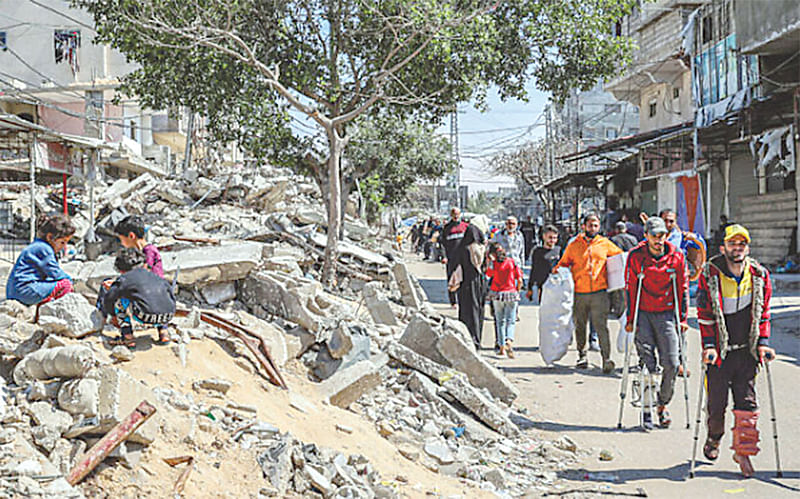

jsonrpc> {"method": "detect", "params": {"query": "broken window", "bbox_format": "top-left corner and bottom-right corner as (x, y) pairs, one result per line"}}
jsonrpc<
(701, 15), (713, 44)
(54, 30), (80, 74)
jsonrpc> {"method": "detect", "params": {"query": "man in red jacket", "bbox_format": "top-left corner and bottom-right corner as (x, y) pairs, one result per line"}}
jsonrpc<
(696, 224), (776, 477)
(625, 217), (688, 429)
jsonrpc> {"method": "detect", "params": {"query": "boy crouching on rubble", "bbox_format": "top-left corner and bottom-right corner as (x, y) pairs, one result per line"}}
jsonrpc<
(97, 248), (176, 348)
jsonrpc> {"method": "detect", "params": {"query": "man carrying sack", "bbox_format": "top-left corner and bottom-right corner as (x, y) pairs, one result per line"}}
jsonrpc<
(554, 213), (622, 373)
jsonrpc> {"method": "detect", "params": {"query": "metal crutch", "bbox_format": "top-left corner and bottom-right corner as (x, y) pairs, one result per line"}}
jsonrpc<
(670, 271), (691, 429)
(618, 272), (644, 429)
(763, 355), (783, 478)
(689, 363), (708, 479)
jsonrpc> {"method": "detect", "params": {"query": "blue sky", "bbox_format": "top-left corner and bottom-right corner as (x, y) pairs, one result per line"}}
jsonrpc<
(450, 81), (550, 192)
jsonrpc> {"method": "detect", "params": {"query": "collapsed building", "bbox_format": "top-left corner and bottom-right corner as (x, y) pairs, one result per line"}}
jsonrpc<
(0, 163), (587, 498)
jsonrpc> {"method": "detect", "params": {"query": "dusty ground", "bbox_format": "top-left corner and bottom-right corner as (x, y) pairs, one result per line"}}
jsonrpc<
(77, 328), (489, 498)
(409, 255), (800, 499)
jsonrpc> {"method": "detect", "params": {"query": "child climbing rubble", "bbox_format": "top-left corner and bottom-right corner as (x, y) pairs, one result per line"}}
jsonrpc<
(97, 247), (176, 348)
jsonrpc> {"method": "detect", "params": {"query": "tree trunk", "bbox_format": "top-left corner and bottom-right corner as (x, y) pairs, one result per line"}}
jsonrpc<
(322, 130), (343, 285)
(339, 176), (354, 240)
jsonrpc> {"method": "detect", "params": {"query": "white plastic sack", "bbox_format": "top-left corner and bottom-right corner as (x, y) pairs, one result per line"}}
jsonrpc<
(606, 252), (627, 291)
(539, 268), (574, 365)
(616, 310), (634, 354)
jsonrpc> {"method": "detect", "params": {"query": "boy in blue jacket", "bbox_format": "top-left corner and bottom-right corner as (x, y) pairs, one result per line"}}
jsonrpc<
(6, 212), (76, 307)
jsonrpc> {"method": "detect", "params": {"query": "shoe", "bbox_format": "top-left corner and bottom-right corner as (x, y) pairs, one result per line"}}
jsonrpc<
(642, 411), (654, 430)
(678, 364), (691, 377)
(498, 345), (506, 356)
(450, 303), (457, 309)
(589, 340), (600, 352)
(703, 437), (720, 461)
(602, 359), (616, 374)
(657, 405), (671, 428)
(576, 354), (588, 369)
(505, 340), (515, 359)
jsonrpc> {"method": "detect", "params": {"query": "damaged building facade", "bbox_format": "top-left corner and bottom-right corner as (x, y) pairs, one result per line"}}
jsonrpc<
(561, 0), (800, 266)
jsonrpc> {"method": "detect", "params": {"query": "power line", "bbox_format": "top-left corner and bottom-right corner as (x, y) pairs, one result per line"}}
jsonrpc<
(25, 0), (96, 32)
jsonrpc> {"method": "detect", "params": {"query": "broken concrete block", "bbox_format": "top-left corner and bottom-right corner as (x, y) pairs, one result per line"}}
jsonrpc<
(189, 177), (222, 200)
(48, 438), (85, 475)
(192, 378), (233, 395)
(384, 341), (449, 381)
(38, 293), (99, 338)
(0, 313), (43, 358)
(57, 378), (99, 416)
(0, 300), (33, 321)
(26, 401), (73, 435)
(313, 330), (370, 380)
(442, 374), (519, 437)
(13, 345), (95, 384)
(318, 360), (381, 408)
(326, 323), (353, 360)
(363, 282), (398, 326)
(240, 271), (326, 333)
(442, 318), (476, 353)
(199, 281), (237, 305)
(263, 256), (302, 276)
(392, 262), (422, 309)
(110, 345), (134, 362)
(257, 433), (297, 494)
(398, 314), (449, 366)
(162, 242), (263, 286)
(93, 366), (159, 444)
(436, 332), (519, 405)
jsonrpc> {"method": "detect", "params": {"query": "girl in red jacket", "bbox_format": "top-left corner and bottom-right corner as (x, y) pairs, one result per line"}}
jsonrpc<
(486, 243), (523, 358)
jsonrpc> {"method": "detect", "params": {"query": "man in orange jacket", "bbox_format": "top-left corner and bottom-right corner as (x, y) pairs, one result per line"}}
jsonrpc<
(554, 213), (623, 372)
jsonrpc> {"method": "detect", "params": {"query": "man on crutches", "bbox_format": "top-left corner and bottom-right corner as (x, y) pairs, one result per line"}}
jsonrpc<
(624, 217), (689, 429)
(696, 224), (777, 478)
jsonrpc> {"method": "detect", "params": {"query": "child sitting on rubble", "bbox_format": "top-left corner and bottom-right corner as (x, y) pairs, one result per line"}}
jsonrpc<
(113, 215), (163, 277)
(6, 212), (76, 308)
(97, 247), (176, 348)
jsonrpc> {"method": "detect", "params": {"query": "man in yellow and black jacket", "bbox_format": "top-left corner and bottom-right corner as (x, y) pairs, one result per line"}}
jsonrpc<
(696, 224), (776, 478)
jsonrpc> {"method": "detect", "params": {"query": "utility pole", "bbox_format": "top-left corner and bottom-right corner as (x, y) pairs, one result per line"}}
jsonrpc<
(450, 107), (461, 209)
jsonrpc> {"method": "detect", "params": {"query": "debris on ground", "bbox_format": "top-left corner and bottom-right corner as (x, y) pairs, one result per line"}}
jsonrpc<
(0, 164), (584, 497)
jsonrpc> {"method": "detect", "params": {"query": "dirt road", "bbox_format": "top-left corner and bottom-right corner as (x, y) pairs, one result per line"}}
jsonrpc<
(409, 256), (800, 498)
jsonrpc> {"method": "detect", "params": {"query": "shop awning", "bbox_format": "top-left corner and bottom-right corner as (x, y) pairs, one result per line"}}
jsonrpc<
(559, 121), (694, 163)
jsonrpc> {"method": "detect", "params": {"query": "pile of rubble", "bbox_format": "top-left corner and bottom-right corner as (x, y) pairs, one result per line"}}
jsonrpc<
(0, 165), (584, 496)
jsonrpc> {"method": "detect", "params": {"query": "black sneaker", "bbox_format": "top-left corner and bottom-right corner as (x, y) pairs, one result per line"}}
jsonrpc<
(576, 354), (588, 369)
(642, 412), (654, 430)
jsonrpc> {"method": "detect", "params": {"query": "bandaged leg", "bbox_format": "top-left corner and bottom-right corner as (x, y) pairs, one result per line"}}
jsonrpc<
(731, 409), (760, 477)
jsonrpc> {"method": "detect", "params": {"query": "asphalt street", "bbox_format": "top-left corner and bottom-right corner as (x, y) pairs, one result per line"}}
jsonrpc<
(409, 255), (800, 498)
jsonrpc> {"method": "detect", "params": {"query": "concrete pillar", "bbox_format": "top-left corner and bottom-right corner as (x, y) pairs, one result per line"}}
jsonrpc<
(723, 157), (731, 218)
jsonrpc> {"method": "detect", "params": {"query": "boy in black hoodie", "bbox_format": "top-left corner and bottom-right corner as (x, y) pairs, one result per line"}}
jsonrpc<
(98, 248), (176, 348)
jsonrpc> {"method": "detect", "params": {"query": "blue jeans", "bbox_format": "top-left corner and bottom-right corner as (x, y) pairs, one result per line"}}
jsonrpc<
(492, 300), (518, 345)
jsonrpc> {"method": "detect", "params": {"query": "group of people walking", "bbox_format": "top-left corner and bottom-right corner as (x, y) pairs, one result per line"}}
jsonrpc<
(439, 206), (778, 478)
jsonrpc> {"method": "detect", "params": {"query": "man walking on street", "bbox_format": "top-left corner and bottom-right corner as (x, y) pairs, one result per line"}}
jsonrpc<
(625, 217), (689, 429)
(612, 221), (638, 252)
(495, 216), (525, 268)
(442, 207), (468, 308)
(554, 213), (623, 373)
(696, 224), (776, 477)
(526, 225), (561, 302)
